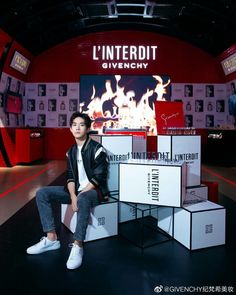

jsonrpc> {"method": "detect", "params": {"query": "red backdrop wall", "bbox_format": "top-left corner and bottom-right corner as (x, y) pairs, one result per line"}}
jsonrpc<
(25, 30), (229, 160)
(27, 30), (225, 83)
(1, 30), (233, 163)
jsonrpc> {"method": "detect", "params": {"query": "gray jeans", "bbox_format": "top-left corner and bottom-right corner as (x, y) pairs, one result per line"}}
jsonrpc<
(36, 186), (99, 241)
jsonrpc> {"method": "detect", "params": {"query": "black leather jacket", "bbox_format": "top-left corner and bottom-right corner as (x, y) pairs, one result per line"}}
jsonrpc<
(65, 136), (109, 202)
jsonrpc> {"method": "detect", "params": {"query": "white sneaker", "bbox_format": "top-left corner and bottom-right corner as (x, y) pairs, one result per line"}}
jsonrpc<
(66, 243), (83, 270)
(26, 237), (61, 254)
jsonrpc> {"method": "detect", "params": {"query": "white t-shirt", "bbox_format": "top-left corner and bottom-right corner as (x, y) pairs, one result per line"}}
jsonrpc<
(77, 146), (89, 191)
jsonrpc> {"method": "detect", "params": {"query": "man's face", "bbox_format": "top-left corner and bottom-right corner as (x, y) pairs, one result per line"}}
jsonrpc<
(70, 116), (89, 140)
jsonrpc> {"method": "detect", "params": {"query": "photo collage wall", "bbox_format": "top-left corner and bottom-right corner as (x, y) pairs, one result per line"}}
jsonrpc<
(171, 83), (234, 128)
(0, 72), (25, 127)
(24, 83), (79, 128)
(1, 73), (235, 130)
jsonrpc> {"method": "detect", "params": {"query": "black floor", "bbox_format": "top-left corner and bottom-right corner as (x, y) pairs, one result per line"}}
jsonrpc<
(1, 175), (236, 295)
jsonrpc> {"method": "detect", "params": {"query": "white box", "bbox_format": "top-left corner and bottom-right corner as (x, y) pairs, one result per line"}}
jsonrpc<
(184, 184), (208, 204)
(157, 135), (201, 187)
(61, 199), (118, 242)
(104, 130), (147, 159)
(92, 135), (133, 192)
(119, 159), (186, 207)
(174, 200), (226, 250)
(157, 207), (174, 237)
(131, 133), (147, 159)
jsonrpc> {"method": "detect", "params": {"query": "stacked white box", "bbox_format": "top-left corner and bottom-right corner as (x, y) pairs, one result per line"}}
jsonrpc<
(92, 135), (133, 192)
(174, 200), (226, 250)
(157, 184), (208, 237)
(132, 133), (147, 159)
(157, 207), (174, 237)
(157, 135), (201, 187)
(61, 199), (118, 242)
(119, 159), (186, 207)
(184, 184), (208, 204)
(104, 130), (147, 159)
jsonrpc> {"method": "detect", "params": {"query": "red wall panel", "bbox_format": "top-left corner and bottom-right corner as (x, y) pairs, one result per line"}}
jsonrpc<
(43, 128), (74, 160)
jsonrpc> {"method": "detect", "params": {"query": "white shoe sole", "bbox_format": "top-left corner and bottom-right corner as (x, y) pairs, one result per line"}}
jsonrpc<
(26, 242), (61, 255)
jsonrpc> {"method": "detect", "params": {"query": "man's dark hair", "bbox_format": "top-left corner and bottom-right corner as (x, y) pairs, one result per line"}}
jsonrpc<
(69, 112), (91, 128)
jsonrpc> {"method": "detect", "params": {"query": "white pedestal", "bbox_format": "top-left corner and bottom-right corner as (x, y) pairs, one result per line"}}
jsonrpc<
(119, 159), (186, 207)
(157, 135), (201, 187)
(92, 135), (133, 192)
(174, 201), (226, 250)
(61, 199), (118, 242)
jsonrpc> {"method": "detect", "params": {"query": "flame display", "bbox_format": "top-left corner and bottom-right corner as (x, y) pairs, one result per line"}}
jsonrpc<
(80, 75), (171, 135)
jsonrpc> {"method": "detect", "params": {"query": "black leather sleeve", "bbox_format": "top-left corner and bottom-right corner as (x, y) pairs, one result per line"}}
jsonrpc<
(90, 146), (109, 188)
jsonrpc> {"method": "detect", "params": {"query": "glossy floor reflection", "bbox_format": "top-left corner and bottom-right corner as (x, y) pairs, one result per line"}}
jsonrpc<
(0, 162), (235, 295)
(0, 160), (66, 225)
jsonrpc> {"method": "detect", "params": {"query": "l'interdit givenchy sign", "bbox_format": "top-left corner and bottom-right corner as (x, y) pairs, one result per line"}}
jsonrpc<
(10, 51), (31, 74)
(221, 52), (236, 75)
(92, 45), (158, 69)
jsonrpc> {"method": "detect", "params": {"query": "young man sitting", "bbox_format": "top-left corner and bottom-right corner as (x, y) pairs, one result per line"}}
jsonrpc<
(26, 112), (109, 270)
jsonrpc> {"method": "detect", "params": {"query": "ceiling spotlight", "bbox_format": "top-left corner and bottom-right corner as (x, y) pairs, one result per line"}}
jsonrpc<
(178, 6), (185, 16)
(144, 2), (154, 18)
(107, 2), (118, 18)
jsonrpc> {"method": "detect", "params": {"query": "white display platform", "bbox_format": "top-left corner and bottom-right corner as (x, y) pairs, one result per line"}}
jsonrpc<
(119, 159), (187, 207)
(91, 135), (133, 192)
(174, 200), (226, 250)
(61, 199), (118, 242)
(157, 135), (201, 187)
(184, 184), (208, 204)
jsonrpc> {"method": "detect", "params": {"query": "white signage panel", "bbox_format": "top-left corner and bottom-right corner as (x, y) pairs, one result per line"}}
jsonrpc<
(119, 160), (186, 207)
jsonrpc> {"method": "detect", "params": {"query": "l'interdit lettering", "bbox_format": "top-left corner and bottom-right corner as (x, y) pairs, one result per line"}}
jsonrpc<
(93, 45), (158, 61)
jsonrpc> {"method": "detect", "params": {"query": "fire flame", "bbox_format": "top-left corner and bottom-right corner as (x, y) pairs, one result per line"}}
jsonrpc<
(80, 75), (170, 135)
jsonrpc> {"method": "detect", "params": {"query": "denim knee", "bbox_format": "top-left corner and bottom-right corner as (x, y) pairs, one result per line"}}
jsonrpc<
(36, 187), (48, 203)
(77, 193), (90, 207)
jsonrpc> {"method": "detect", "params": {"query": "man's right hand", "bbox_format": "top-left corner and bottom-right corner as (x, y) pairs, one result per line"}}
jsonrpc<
(71, 195), (79, 212)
